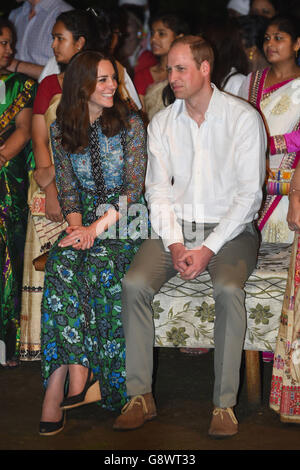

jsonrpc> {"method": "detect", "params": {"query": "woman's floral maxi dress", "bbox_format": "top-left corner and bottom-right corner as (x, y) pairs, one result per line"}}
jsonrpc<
(41, 113), (147, 411)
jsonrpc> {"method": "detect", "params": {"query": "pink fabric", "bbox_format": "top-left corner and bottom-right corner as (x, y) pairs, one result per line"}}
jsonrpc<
(251, 68), (300, 231)
(262, 73), (299, 156)
(269, 136), (276, 155)
(258, 196), (282, 231)
(269, 133), (300, 155)
(285, 131), (300, 154)
(263, 77), (293, 95)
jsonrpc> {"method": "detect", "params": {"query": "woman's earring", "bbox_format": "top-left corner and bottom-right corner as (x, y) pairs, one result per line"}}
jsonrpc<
(249, 49), (254, 61)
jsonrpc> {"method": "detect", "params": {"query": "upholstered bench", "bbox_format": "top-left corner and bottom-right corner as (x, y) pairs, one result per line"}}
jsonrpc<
(153, 242), (291, 404)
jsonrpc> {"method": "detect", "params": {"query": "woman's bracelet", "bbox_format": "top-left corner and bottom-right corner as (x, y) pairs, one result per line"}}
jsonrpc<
(289, 188), (300, 197)
(14, 60), (21, 73)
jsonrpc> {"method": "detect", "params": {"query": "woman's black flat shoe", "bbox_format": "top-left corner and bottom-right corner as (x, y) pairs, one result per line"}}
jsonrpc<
(39, 412), (66, 436)
(60, 369), (101, 410)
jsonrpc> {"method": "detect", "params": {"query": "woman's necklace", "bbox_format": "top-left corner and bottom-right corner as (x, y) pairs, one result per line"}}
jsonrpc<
(266, 65), (300, 87)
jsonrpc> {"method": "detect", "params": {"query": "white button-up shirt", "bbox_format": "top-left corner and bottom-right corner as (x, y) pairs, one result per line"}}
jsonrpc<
(145, 85), (267, 254)
(9, 0), (73, 65)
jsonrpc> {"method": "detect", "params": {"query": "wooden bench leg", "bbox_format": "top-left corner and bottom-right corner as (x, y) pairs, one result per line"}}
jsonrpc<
(245, 350), (261, 405)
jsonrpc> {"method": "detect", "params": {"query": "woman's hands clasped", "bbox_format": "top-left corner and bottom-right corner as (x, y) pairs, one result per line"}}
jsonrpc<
(58, 225), (97, 250)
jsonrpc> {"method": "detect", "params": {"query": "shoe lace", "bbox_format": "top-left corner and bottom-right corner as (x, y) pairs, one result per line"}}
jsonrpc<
(212, 407), (238, 424)
(121, 395), (148, 415)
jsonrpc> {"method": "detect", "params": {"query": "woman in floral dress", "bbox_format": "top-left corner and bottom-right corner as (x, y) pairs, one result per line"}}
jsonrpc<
(39, 50), (147, 436)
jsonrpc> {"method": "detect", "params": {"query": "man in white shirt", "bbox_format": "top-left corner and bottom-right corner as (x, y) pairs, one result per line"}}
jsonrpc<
(8, 0), (72, 79)
(113, 35), (266, 438)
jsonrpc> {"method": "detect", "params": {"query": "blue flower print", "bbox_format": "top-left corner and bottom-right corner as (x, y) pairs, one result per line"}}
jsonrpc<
(103, 339), (120, 359)
(47, 294), (63, 312)
(91, 246), (108, 257)
(42, 312), (50, 324)
(109, 371), (125, 390)
(69, 295), (79, 309)
(57, 265), (74, 283)
(100, 269), (113, 287)
(44, 342), (58, 361)
(62, 326), (80, 344)
(85, 336), (94, 352)
(61, 250), (76, 261)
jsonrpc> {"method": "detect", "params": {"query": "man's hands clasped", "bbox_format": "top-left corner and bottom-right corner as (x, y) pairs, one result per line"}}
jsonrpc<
(168, 242), (214, 280)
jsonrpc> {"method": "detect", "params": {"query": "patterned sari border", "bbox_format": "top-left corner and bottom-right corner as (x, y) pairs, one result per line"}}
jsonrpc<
(0, 78), (36, 132)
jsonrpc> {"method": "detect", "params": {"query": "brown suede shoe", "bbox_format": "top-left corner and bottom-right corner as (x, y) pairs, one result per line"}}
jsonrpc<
(208, 407), (238, 439)
(113, 393), (157, 431)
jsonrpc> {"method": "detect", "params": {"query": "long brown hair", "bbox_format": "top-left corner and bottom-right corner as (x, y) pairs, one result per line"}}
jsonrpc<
(56, 50), (130, 153)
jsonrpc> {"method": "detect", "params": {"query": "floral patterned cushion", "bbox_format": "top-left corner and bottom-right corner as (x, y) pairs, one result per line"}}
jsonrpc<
(153, 243), (291, 352)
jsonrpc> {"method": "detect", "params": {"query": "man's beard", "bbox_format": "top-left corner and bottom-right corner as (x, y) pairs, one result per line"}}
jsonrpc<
(57, 62), (68, 73)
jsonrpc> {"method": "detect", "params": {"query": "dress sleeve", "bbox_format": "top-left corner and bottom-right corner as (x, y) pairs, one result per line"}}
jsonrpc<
(121, 112), (147, 207)
(50, 121), (82, 218)
(33, 75), (61, 115)
(269, 129), (300, 155)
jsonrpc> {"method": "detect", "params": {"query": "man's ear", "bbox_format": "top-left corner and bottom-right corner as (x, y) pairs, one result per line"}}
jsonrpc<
(200, 60), (210, 76)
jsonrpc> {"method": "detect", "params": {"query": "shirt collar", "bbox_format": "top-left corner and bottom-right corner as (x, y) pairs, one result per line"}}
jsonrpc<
(205, 84), (224, 122)
(173, 84), (224, 123)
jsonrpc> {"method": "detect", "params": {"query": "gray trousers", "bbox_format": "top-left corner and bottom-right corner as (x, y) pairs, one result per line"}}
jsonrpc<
(121, 222), (259, 408)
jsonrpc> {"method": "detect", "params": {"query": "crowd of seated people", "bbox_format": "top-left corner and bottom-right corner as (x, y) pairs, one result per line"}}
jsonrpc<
(1, 0), (300, 436)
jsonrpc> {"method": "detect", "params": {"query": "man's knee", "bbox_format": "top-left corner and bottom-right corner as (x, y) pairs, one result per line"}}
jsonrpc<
(122, 271), (152, 295)
(213, 282), (245, 305)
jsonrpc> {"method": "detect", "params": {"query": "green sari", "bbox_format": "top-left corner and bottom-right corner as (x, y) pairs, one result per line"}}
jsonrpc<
(0, 72), (37, 360)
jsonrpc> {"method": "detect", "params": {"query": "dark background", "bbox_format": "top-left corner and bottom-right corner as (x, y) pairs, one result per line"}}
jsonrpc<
(1, 0), (230, 32)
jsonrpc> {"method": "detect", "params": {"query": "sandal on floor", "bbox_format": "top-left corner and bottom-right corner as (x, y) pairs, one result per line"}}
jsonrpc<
(1, 358), (20, 369)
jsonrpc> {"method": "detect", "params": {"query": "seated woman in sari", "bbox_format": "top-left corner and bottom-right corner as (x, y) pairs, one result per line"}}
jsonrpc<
(239, 15), (300, 244)
(0, 18), (37, 367)
(240, 15), (300, 422)
(39, 50), (147, 436)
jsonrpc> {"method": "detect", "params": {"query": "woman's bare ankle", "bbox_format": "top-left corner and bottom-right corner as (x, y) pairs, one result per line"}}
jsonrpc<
(67, 365), (89, 397)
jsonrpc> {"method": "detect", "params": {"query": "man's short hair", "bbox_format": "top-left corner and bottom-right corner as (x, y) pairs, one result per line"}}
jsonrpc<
(170, 35), (214, 73)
